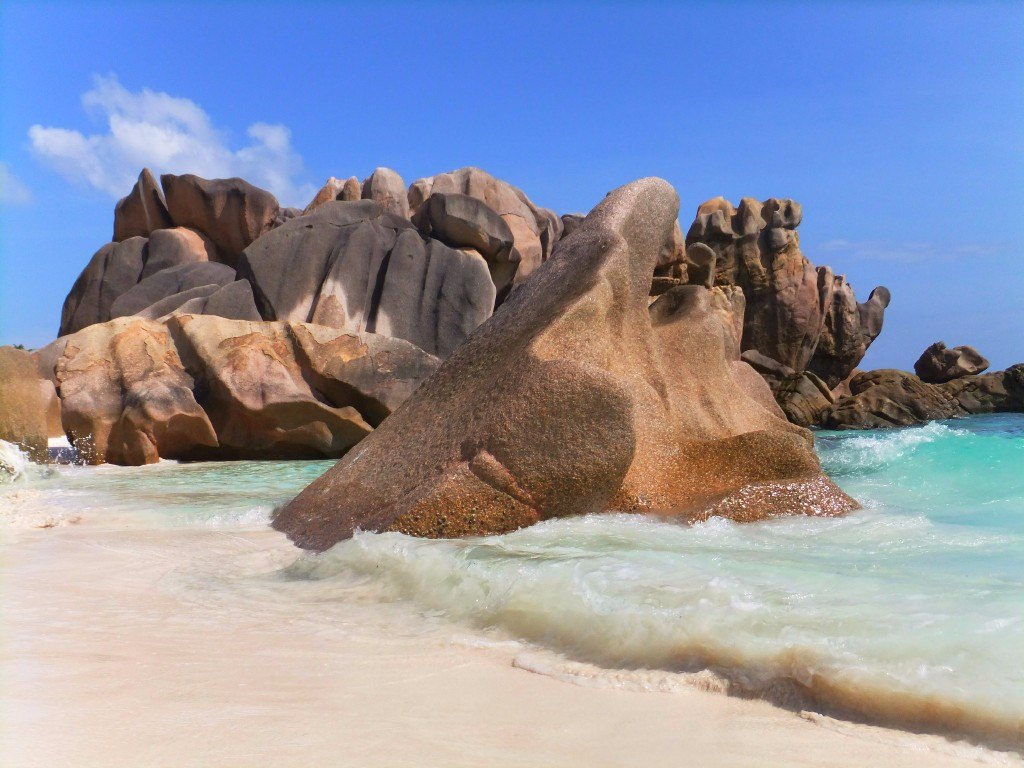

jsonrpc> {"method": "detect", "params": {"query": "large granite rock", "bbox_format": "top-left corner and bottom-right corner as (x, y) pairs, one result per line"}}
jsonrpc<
(361, 167), (409, 218)
(238, 200), (495, 358)
(139, 227), (217, 279)
(113, 168), (173, 241)
(274, 177), (855, 551)
(685, 197), (888, 378)
(110, 261), (236, 318)
(166, 315), (438, 459)
(914, 342), (990, 383)
(408, 167), (561, 287)
(0, 346), (60, 462)
(59, 237), (149, 336)
(160, 174), (280, 267)
(52, 318), (218, 464)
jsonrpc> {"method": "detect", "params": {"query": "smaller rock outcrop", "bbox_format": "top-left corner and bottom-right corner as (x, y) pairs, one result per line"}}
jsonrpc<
(914, 342), (990, 383)
(166, 315), (439, 459)
(361, 167), (409, 218)
(0, 346), (60, 462)
(139, 227), (217, 279)
(161, 174), (280, 267)
(113, 168), (173, 242)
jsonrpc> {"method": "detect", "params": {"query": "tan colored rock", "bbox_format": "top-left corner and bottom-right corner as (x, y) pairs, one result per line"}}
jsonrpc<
(408, 168), (559, 287)
(0, 346), (58, 461)
(140, 227), (217, 279)
(274, 177), (855, 551)
(167, 315), (365, 459)
(113, 168), (172, 241)
(686, 196), (888, 376)
(55, 318), (218, 465)
(161, 174), (280, 267)
(361, 167), (409, 218)
(303, 177), (346, 215)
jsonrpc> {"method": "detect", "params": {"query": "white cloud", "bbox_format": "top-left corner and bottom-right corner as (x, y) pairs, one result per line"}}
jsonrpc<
(0, 162), (33, 205)
(28, 74), (315, 207)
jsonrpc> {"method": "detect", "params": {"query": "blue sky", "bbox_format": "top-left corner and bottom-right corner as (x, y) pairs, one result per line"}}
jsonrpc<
(1, 1), (1021, 370)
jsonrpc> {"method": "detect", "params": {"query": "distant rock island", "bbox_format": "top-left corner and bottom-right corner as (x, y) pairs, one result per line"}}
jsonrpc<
(1, 165), (1021, 523)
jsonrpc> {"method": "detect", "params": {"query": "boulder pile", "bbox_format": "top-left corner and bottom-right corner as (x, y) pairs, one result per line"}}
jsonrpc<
(274, 178), (857, 549)
(3, 163), (1019, 467)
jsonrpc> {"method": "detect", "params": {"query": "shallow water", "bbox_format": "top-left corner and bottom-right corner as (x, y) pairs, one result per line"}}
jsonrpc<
(2, 413), (1022, 750)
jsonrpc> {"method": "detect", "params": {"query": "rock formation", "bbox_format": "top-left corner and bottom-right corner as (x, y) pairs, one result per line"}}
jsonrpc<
(684, 196), (889, 394)
(59, 237), (149, 336)
(914, 342), (990, 383)
(824, 365), (1024, 429)
(0, 346), (60, 462)
(273, 178), (856, 551)
(408, 167), (562, 288)
(35, 314), (441, 465)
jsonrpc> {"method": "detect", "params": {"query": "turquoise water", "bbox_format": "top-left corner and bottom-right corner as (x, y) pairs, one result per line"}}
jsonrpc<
(3, 414), (1023, 748)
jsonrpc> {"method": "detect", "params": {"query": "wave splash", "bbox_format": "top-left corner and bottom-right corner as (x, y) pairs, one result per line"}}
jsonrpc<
(293, 507), (1023, 750)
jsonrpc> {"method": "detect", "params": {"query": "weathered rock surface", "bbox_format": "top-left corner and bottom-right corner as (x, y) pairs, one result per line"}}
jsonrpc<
(914, 341), (990, 383)
(415, 192), (517, 299)
(807, 282), (890, 388)
(774, 371), (835, 428)
(408, 167), (560, 286)
(59, 237), (149, 336)
(166, 315), (438, 459)
(274, 177), (855, 550)
(942, 365), (1024, 414)
(113, 168), (173, 241)
(52, 318), (218, 464)
(0, 346), (59, 461)
(824, 369), (966, 429)
(685, 196), (888, 382)
(361, 167), (409, 218)
(139, 227), (217, 279)
(824, 365), (1024, 429)
(170, 280), (262, 322)
(238, 200), (495, 357)
(161, 174), (280, 267)
(110, 261), (236, 318)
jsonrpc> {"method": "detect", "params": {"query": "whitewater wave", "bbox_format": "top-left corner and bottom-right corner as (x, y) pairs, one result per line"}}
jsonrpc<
(816, 421), (966, 476)
(0, 439), (31, 481)
(289, 508), (1024, 751)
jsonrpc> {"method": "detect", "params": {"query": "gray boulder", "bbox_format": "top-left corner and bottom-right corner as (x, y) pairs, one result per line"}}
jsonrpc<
(238, 200), (495, 358)
(59, 237), (148, 336)
(110, 262), (236, 318)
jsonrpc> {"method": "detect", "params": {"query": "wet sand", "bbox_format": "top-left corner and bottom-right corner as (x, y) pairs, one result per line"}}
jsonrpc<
(1, 526), (1018, 768)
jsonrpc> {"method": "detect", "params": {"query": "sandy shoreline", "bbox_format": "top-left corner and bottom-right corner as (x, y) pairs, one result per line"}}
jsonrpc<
(1, 526), (1019, 768)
